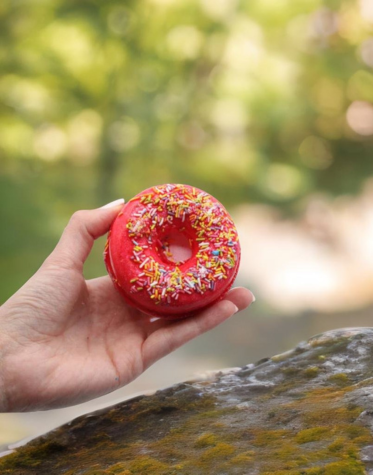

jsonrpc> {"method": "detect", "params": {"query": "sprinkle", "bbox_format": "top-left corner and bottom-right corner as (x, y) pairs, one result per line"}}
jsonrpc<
(139, 257), (149, 269)
(126, 184), (239, 304)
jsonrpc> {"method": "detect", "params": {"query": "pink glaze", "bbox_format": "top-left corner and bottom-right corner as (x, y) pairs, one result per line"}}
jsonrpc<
(104, 184), (241, 319)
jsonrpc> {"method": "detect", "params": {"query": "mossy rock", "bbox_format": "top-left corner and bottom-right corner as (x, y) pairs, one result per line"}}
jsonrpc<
(2, 328), (373, 474)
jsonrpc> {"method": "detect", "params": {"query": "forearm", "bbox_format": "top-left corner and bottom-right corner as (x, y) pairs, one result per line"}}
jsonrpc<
(0, 355), (8, 412)
(0, 300), (22, 412)
(0, 307), (10, 412)
(0, 300), (38, 413)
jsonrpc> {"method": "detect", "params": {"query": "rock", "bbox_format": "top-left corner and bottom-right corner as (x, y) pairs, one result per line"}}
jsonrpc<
(360, 445), (373, 462)
(2, 327), (373, 474)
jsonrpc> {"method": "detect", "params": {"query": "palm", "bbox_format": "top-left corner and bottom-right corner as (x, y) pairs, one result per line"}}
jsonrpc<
(3, 270), (151, 409)
(0, 205), (253, 412)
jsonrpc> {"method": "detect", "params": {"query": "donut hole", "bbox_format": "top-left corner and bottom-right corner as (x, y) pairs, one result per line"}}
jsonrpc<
(159, 231), (193, 264)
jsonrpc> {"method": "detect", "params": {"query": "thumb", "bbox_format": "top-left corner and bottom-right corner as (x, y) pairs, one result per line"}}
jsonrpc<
(46, 199), (124, 271)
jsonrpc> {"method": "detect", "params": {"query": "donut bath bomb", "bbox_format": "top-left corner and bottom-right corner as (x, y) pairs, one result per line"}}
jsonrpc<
(104, 184), (241, 319)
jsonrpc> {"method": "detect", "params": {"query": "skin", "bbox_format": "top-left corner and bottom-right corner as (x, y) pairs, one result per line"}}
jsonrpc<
(0, 202), (254, 412)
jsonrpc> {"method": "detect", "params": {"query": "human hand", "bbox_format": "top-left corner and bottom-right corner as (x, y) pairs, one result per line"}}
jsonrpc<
(0, 200), (254, 412)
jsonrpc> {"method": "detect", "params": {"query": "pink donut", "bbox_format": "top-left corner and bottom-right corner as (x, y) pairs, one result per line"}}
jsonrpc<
(104, 184), (241, 319)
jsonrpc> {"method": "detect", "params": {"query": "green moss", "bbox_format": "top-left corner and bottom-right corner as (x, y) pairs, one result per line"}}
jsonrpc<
(194, 407), (236, 419)
(343, 424), (370, 440)
(261, 471), (298, 475)
(81, 471), (115, 475)
(229, 451), (255, 464)
(128, 393), (216, 423)
(262, 458), (365, 475)
(328, 437), (347, 453)
(305, 459), (365, 474)
(281, 367), (299, 376)
(272, 380), (298, 395)
(128, 456), (169, 473)
(304, 387), (349, 399)
(303, 405), (362, 426)
(353, 434), (373, 445)
(194, 433), (218, 448)
(107, 462), (131, 474)
(0, 440), (66, 470)
(270, 443), (304, 462)
(304, 367), (320, 378)
(296, 427), (332, 444)
(199, 443), (235, 462)
(271, 351), (294, 362)
(253, 429), (291, 447)
(328, 373), (350, 387)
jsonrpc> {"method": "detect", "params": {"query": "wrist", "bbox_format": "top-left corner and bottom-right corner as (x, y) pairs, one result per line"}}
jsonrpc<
(0, 307), (12, 412)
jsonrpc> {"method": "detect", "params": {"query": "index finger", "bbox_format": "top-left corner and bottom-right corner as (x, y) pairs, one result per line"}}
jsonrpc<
(141, 287), (255, 370)
(45, 199), (124, 271)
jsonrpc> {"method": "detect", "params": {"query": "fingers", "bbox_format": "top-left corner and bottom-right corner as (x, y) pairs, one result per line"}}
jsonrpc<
(45, 199), (124, 270)
(141, 287), (255, 370)
(222, 286), (255, 310)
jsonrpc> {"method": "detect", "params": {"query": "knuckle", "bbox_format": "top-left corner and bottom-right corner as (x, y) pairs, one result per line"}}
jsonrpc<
(69, 210), (88, 227)
(40, 254), (69, 272)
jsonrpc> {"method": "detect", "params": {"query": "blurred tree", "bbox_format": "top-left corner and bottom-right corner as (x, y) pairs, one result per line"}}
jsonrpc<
(1, 0), (373, 300)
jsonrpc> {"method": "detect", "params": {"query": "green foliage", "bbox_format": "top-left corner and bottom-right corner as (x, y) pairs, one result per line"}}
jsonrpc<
(1, 0), (373, 301)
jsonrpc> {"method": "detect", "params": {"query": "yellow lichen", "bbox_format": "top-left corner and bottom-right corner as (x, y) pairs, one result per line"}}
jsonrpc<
(253, 429), (291, 446)
(296, 427), (332, 444)
(305, 459), (365, 474)
(128, 456), (169, 473)
(107, 462), (131, 474)
(229, 451), (255, 464)
(194, 432), (218, 448)
(199, 442), (235, 461)
(303, 405), (362, 426)
(328, 437), (348, 453)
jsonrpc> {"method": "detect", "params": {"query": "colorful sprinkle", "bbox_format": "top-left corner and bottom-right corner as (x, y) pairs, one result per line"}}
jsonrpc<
(126, 184), (239, 304)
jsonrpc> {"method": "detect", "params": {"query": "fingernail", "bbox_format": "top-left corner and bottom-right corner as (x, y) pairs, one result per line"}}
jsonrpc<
(100, 198), (125, 209)
(251, 291), (256, 303)
(233, 305), (239, 314)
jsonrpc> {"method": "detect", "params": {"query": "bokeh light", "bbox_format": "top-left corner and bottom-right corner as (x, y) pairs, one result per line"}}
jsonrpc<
(346, 100), (373, 135)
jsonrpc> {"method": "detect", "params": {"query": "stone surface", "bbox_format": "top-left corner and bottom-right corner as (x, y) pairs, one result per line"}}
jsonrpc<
(2, 327), (373, 474)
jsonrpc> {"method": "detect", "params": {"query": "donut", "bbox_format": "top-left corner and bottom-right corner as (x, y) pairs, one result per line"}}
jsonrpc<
(104, 184), (241, 319)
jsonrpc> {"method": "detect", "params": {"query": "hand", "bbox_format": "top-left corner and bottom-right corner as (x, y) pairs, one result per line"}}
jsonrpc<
(0, 200), (254, 412)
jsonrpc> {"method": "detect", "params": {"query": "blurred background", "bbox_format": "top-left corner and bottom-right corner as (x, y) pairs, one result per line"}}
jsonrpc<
(1, 0), (373, 448)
